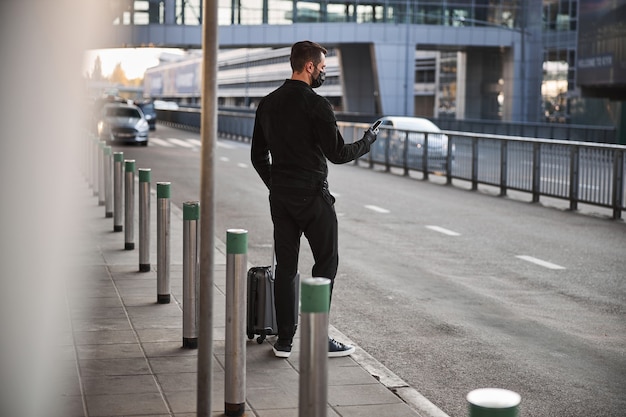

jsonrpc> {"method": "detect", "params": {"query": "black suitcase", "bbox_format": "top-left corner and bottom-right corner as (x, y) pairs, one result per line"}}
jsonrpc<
(246, 252), (299, 344)
(246, 264), (278, 344)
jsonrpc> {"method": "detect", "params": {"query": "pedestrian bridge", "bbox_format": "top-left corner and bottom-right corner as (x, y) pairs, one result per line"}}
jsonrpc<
(93, 0), (544, 121)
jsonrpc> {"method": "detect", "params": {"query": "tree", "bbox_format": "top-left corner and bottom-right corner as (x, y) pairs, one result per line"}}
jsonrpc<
(109, 62), (128, 85)
(90, 55), (104, 80)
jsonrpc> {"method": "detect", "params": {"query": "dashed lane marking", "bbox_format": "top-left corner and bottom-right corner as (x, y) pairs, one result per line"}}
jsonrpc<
(516, 255), (565, 270)
(237, 163), (249, 168)
(425, 225), (461, 236)
(149, 138), (174, 147)
(365, 205), (390, 213)
(167, 138), (195, 148)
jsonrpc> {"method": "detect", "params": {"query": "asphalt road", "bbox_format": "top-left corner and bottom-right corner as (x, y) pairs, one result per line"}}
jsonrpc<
(114, 125), (626, 417)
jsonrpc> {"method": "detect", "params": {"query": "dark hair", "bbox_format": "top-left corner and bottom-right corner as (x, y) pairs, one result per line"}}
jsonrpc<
(290, 40), (327, 72)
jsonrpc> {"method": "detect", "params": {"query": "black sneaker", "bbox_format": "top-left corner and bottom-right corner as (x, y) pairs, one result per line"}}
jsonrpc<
(273, 340), (292, 358)
(328, 337), (355, 357)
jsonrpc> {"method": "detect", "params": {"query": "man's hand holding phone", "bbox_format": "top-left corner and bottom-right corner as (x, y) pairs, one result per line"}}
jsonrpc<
(362, 120), (381, 145)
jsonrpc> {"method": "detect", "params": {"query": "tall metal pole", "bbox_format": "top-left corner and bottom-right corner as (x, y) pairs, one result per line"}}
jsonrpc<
(197, 0), (218, 415)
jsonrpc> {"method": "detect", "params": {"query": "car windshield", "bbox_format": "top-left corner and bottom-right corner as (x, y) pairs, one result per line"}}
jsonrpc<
(106, 107), (141, 118)
(141, 104), (154, 112)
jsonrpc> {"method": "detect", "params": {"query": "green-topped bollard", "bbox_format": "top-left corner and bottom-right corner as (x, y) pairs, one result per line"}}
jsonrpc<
(224, 229), (248, 417)
(138, 168), (151, 272)
(124, 160), (136, 250)
(183, 201), (200, 349)
(299, 277), (331, 417)
(98, 141), (106, 206)
(156, 182), (171, 304)
(92, 137), (99, 197)
(467, 388), (521, 417)
(103, 146), (113, 218)
(113, 152), (124, 232)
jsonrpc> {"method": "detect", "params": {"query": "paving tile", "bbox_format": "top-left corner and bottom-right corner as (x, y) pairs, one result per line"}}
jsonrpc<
(143, 341), (199, 358)
(72, 318), (132, 332)
(74, 330), (137, 345)
(334, 403), (422, 417)
(155, 372), (197, 392)
(328, 383), (402, 407)
(85, 392), (168, 416)
(76, 343), (145, 360)
(81, 375), (159, 395)
(79, 358), (151, 377)
(136, 328), (182, 343)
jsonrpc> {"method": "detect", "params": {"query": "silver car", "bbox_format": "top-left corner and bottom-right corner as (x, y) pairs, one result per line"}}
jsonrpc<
(98, 103), (149, 146)
(375, 116), (450, 170)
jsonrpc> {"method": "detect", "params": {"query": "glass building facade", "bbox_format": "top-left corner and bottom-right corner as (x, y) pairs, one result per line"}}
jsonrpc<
(108, 0), (617, 128)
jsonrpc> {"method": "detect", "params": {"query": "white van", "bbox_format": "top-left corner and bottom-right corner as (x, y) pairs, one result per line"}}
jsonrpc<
(374, 116), (450, 170)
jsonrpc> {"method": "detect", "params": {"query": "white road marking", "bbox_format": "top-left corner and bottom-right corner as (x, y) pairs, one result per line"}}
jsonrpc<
(168, 138), (195, 148)
(425, 225), (461, 236)
(217, 141), (236, 149)
(219, 156), (230, 162)
(516, 255), (565, 270)
(237, 163), (249, 168)
(188, 139), (202, 147)
(149, 137), (174, 147)
(365, 205), (390, 213)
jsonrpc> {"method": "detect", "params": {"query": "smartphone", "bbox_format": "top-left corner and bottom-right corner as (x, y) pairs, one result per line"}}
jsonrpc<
(370, 120), (382, 134)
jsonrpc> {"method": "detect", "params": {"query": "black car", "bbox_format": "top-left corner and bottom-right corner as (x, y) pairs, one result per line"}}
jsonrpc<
(97, 103), (149, 146)
(137, 101), (157, 130)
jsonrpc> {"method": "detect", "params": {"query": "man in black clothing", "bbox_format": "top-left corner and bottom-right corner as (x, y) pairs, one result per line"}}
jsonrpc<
(251, 40), (377, 358)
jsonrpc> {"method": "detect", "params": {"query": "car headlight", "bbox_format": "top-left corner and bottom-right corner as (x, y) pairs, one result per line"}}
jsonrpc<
(136, 119), (149, 131)
(97, 120), (106, 136)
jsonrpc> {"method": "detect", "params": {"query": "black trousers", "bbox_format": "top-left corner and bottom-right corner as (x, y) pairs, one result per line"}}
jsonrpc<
(269, 190), (338, 342)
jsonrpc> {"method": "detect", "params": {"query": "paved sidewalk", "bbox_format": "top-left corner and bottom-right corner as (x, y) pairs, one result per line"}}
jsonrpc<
(61, 181), (441, 417)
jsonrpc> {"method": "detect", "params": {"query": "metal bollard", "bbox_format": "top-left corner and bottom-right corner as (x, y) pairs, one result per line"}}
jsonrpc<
(183, 201), (200, 349)
(224, 229), (248, 417)
(87, 134), (94, 189)
(124, 160), (136, 250)
(98, 141), (106, 205)
(467, 388), (521, 417)
(156, 182), (171, 304)
(299, 277), (331, 417)
(138, 168), (151, 272)
(92, 137), (99, 196)
(103, 146), (113, 218)
(113, 152), (124, 232)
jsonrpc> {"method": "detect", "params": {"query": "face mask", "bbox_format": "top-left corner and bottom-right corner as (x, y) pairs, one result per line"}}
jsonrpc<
(311, 69), (326, 88)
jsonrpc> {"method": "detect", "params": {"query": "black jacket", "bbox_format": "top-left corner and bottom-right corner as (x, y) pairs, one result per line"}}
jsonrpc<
(251, 79), (371, 193)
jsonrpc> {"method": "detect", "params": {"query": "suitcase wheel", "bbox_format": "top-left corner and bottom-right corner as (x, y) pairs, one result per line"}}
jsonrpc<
(247, 331), (254, 340)
(256, 331), (266, 344)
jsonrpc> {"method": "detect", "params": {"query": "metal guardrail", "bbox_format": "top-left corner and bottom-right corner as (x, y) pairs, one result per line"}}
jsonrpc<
(339, 122), (625, 220)
(157, 108), (625, 220)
